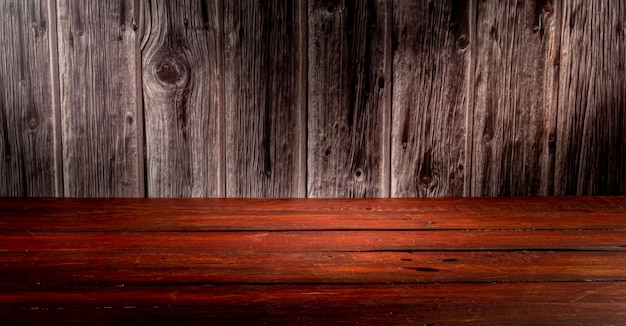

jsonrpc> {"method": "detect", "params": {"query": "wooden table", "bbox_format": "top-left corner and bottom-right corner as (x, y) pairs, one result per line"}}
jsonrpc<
(1, 197), (625, 325)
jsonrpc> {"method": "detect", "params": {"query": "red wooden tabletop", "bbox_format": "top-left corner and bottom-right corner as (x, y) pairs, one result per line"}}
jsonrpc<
(1, 197), (625, 325)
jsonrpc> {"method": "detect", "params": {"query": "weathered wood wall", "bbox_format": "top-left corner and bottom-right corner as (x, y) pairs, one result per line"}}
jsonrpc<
(1, 0), (624, 198)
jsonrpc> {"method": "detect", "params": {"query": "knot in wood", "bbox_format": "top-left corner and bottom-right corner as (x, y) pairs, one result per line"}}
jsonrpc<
(456, 35), (469, 50)
(542, 2), (553, 14)
(154, 56), (188, 87)
(29, 118), (38, 130)
(354, 168), (364, 179)
(420, 175), (433, 188)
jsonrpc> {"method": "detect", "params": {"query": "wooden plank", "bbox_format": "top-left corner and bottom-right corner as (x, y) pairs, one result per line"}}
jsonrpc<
(2, 242), (625, 283)
(471, 0), (560, 196)
(0, 0), (62, 196)
(1, 198), (625, 324)
(2, 283), (626, 325)
(391, 0), (470, 197)
(4, 304), (626, 326)
(4, 283), (625, 305)
(3, 230), (626, 252)
(56, 0), (143, 197)
(307, 0), (391, 198)
(2, 197), (626, 231)
(141, 0), (224, 197)
(224, 0), (306, 197)
(555, 0), (626, 195)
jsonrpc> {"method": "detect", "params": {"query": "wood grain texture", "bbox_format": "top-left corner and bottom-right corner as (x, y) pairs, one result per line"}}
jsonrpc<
(1, 197), (626, 324)
(0, 0), (61, 196)
(555, 0), (626, 195)
(2, 242), (625, 283)
(3, 284), (625, 325)
(56, 0), (143, 197)
(141, 0), (224, 197)
(471, 0), (560, 196)
(2, 196), (626, 231)
(392, 0), (470, 197)
(2, 0), (626, 198)
(307, 0), (391, 198)
(3, 230), (626, 255)
(224, 0), (306, 197)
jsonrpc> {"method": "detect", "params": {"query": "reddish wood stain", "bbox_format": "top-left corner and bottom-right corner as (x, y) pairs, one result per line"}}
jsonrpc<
(1, 197), (625, 324)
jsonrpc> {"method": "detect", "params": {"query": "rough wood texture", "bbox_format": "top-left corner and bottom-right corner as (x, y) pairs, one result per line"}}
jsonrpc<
(1, 197), (625, 324)
(555, 0), (626, 195)
(392, 0), (470, 197)
(2, 196), (626, 231)
(2, 0), (626, 198)
(2, 284), (625, 325)
(56, 0), (143, 197)
(0, 0), (61, 196)
(224, 0), (306, 197)
(307, 0), (391, 198)
(141, 0), (224, 197)
(3, 237), (626, 283)
(471, 0), (560, 196)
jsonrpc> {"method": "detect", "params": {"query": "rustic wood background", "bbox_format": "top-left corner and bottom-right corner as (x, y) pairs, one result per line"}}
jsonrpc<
(1, 0), (625, 198)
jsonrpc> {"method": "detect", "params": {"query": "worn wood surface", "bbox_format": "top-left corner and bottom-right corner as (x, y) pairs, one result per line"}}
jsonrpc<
(56, 0), (143, 197)
(2, 284), (626, 325)
(392, 0), (470, 197)
(307, 0), (391, 198)
(471, 0), (560, 196)
(1, 0), (626, 198)
(2, 196), (626, 231)
(0, 0), (61, 197)
(141, 0), (224, 197)
(1, 197), (625, 324)
(555, 0), (626, 195)
(224, 0), (306, 197)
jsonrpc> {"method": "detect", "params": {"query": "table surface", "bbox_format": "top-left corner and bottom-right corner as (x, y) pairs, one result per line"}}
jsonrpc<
(1, 197), (625, 325)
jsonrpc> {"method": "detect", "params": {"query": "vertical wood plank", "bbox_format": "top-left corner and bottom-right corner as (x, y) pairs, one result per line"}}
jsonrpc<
(471, 0), (559, 196)
(391, 0), (470, 197)
(141, 0), (224, 197)
(0, 0), (62, 197)
(555, 0), (626, 195)
(224, 0), (306, 198)
(308, 0), (391, 198)
(57, 0), (143, 197)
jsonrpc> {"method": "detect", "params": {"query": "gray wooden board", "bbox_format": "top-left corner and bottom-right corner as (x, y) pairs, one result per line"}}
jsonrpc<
(391, 0), (470, 197)
(555, 0), (626, 195)
(471, 0), (560, 196)
(224, 0), (306, 197)
(141, 0), (224, 197)
(307, 0), (391, 198)
(0, 0), (61, 196)
(57, 0), (143, 197)
(1, 0), (625, 198)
